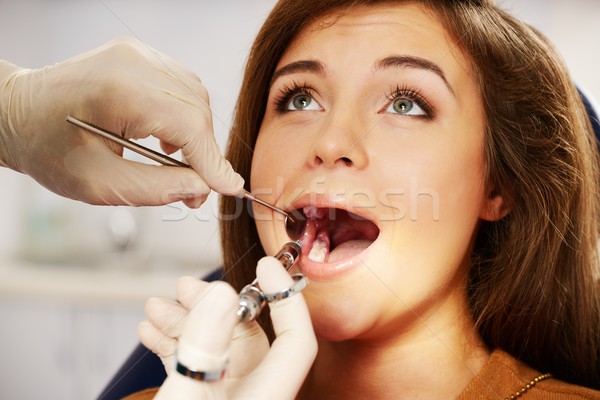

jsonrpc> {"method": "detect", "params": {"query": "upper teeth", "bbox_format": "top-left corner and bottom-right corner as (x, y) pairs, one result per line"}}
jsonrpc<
(303, 205), (318, 218)
(303, 205), (328, 219)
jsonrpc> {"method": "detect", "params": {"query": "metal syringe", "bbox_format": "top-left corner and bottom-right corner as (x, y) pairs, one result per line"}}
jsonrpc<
(237, 241), (303, 322)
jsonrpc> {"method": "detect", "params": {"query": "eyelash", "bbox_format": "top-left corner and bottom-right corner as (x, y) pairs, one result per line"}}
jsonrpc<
(272, 81), (434, 117)
(273, 81), (315, 112)
(385, 85), (434, 118)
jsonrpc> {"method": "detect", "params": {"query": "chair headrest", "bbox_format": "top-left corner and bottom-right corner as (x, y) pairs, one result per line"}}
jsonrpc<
(578, 87), (600, 141)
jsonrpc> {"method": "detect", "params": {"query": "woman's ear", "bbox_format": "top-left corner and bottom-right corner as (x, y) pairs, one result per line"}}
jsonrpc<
(479, 186), (510, 221)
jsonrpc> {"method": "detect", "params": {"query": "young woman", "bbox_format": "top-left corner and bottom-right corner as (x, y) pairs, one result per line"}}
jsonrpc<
(136, 1), (600, 398)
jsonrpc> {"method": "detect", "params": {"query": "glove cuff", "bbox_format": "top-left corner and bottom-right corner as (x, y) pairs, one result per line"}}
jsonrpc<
(0, 60), (22, 80)
(0, 61), (26, 169)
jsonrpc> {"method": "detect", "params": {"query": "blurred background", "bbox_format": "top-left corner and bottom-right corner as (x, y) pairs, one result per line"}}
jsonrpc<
(0, 0), (598, 398)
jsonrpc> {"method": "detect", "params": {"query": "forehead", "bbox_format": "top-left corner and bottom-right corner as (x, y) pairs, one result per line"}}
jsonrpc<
(277, 3), (474, 83)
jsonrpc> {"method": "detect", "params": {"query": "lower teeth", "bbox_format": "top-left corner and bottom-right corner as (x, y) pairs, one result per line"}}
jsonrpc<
(308, 234), (329, 263)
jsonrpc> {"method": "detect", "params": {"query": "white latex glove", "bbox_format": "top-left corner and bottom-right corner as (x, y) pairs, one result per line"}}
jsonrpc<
(138, 257), (317, 399)
(0, 36), (244, 208)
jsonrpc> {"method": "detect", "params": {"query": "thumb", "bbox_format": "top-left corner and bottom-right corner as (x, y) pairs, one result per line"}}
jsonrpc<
(181, 129), (245, 197)
(155, 281), (238, 400)
(247, 257), (317, 399)
(179, 281), (239, 365)
(130, 97), (245, 197)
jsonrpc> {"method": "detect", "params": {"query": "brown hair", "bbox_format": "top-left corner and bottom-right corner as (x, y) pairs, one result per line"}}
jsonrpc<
(220, 0), (600, 388)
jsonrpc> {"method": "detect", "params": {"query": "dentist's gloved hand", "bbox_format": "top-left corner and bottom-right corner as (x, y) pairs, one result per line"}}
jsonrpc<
(138, 257), (317, 399)
(0, 36), (243, 208)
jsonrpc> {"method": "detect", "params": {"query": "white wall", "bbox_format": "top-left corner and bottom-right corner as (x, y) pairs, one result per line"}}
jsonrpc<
(499, 0), (600, 100)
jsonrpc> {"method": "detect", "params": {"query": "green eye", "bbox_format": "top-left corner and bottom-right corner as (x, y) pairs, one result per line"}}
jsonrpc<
(392, 98), (414, 114)
(292, 94), (313, 110)
(383, 95), (427, 116)
(284, 92), (321, 111)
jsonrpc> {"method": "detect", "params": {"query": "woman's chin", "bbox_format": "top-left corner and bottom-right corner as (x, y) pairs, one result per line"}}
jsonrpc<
(305, 290), (378, 342)
(311, 314), (364, 342)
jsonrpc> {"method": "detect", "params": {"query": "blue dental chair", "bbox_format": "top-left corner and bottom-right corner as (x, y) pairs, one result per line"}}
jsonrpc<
(97, 90), (600, 400)
(582, 88), (600, 139)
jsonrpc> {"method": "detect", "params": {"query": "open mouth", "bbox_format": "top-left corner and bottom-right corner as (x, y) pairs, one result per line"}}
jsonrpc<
(292, 206), (380, 264)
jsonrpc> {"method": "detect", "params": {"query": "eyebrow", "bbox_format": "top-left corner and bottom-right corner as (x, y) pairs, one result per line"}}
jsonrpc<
(270, 60), (325, 86)
(270, 56), (455, 96)
(375, 55), (455, 96)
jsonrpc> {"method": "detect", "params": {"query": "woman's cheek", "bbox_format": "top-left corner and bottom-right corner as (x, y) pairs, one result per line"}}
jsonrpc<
(250, 142), (290, 257)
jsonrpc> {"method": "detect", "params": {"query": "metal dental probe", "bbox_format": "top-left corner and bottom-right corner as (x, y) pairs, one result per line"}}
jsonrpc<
(65, 116), (293, 220)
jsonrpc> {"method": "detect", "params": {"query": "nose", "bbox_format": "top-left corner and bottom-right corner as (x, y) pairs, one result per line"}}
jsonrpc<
(309, 110), (369, 170)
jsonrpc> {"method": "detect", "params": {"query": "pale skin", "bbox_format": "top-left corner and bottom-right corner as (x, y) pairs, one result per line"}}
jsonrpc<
(251, 3), (508, 399)
(141, 3), (510, 399)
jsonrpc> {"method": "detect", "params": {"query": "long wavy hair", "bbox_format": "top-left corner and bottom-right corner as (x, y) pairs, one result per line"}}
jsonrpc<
(219, 0), (600, 388)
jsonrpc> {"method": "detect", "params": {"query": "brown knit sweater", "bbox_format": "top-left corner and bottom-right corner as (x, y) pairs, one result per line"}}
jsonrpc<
(124, 349), (600, 399)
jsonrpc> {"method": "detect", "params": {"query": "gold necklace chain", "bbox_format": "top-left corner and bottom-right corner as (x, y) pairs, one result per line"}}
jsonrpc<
(504, 373), (552, 399)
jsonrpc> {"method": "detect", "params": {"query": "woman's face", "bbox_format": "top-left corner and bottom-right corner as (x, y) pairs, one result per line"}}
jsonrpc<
(251, 3), (499, 341)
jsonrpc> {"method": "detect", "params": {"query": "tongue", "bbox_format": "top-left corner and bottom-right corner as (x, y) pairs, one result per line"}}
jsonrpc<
(328, 239), (373, 263)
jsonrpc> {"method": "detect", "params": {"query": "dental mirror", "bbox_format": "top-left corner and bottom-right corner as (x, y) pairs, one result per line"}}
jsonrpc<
(285, 212), (307, 242)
